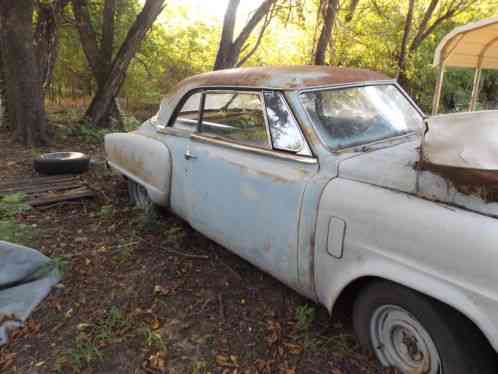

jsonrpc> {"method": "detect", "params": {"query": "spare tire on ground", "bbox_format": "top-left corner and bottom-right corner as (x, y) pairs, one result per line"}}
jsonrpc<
(34, 152), (90, 175)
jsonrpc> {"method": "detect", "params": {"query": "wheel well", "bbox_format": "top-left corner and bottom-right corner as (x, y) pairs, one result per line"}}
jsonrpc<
(332, 276), (497, 355)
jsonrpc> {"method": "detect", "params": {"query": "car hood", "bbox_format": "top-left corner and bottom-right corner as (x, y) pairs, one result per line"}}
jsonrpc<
(338, 112), (498, 217)
(422, 110), (498, 170)
(338, 139), (420, 194)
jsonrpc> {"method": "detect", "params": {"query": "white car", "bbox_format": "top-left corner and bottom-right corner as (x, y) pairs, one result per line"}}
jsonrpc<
(106, 66), (498, 373)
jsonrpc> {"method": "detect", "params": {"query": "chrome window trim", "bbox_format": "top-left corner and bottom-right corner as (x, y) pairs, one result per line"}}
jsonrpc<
(297, 81), (425, 154)
(168, 90), (204, 128)
(199, 89), (273, 150)
(263, 90), (313, 157)
(191, 133), (318, 165)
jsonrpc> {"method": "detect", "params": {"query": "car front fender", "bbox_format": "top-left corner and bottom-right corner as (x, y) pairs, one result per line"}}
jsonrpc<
(314, 178), (498, 351)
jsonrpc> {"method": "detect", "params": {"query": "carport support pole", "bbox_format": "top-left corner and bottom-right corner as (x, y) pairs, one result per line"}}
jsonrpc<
(432, 65), (445, 115)
(469, 68), (482, 112)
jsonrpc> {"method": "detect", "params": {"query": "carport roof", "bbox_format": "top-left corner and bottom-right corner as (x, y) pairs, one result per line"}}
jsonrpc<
(434, 16), (498, 69)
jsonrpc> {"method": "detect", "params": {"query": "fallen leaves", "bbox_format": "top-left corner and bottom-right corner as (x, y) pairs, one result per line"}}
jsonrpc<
(146, 351), (167, 373)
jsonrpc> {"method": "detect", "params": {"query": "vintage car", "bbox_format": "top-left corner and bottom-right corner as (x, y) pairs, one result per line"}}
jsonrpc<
(105, 66), (498, 373)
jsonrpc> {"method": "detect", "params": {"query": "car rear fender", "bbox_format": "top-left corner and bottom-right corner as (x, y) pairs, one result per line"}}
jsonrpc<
(105, 132), (171, 206)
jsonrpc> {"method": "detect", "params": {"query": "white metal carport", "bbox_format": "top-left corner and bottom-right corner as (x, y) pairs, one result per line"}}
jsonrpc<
(432, 16), (498, 114)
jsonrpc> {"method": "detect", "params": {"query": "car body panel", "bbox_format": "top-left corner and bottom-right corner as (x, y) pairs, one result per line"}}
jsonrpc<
(105, 66), (498, 352)
(315, 177), (498, 350)
(105, 131), (171, 205)
(187, 134), (318, 290)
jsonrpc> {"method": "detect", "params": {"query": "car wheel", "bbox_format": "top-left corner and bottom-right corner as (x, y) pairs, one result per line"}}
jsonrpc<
(353, 281), (497, 374)
(34, 152), (90, 175)
(128, 179), (152, 208)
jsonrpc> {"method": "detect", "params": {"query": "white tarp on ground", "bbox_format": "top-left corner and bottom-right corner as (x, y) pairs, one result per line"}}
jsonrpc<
(0, 241), (60, 345)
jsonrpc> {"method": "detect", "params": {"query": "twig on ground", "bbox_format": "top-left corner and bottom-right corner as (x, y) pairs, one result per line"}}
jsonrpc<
(218, 294), (225, 320)
(219, 259), (243, 281)
(162, 247), (209, 259)
(35, 201), (85, 210)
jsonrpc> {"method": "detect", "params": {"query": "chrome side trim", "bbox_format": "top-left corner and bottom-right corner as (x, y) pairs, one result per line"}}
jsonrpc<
(191, 133), (318, 164)
(158, 126), (193, 138)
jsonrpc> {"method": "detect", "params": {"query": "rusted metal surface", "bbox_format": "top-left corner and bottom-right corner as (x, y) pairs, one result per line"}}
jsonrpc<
(418, 160), (498, 203)
(422, 111), (498, 170)
(418, 110), (498, 206)
(105, 132), (171, 206)
(0, 175), (94, 207)
(177, 65), (389, 90)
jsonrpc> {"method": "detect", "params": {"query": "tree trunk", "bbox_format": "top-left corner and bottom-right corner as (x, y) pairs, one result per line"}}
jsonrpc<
(345, 0), (360, 23)
(0, 46), (8, 130)
(397, 0), (415, 87)
(71, 0), (123, 127)
(214, 0), (239, 70)
(214, 0), (276, 70)
(101, 0), (116, 73)
(314, 0), (339, 65)
(34, 0), (69, 92)
(0, 0), (48, 145)
(85, 0), (165, 127)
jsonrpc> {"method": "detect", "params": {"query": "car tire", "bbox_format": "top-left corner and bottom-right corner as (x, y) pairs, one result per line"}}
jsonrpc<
(353, 280), (497, 374)
(127, 179), (153, 208)
(34, 152), (90, 175)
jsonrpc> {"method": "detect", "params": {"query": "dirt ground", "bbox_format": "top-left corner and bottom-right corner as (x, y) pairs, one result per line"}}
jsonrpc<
(0, 124), (386, 374)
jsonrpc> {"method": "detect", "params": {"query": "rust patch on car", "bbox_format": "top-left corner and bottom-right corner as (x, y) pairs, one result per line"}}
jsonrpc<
(107, 144), (160, 187)
(417, 160), (498, 202)
(175, 66), (390, 91)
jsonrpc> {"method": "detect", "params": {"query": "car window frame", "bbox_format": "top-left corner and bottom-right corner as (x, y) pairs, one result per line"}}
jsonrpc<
(167, 89), (204, 130)
(196, 89), (273, 150)
(263, 90), (313, 157)
(165, 87), (317, 164)
(297, 80), (425, 154)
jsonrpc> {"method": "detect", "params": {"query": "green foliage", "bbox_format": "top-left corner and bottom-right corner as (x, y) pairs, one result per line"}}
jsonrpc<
(0, 193), (30, 217)
(65, 121), (112, 143)
(67, 333), (103, 371)
(142, 325), (166, 350)
(47, 0), (498, 121)
(295, 304), (315, 332)
(0, 193), (32, 245)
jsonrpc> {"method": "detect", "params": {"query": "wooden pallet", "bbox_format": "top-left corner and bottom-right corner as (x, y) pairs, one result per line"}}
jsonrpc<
(0, 175), (95, 207)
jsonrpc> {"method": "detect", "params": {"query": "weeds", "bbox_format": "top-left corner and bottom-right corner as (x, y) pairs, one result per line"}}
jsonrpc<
(64, 113), (141, 143)
(134, 205), (161, 233)
(295, 304), (315, 333)
(143, 326), (165, 350)
(94, 306), (128, 342)
(67, 333), (103, 371)
(192, 361), (208, 374)
(98, 205), (113, 218)
(65, 121), (111, 143)
(64, 307), (129, 371)
(0, 193), (33, 245)
(50, 256), (69, 276)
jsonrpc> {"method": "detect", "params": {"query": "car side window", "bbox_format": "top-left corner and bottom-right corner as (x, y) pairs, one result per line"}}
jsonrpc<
(199, 92), (270, 148)
(172, 92), (202, 130)
(264, 91), (308, 154)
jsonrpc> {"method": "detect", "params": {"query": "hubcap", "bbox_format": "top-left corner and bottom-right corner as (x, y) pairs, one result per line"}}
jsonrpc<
(370, 305), (442, 374)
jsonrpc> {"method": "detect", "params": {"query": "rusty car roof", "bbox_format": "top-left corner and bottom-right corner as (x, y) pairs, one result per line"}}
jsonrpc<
(176, 65), (391, 90)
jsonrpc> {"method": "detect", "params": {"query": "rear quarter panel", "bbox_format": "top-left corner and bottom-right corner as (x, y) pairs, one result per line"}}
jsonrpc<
(105, 132), (171, 206)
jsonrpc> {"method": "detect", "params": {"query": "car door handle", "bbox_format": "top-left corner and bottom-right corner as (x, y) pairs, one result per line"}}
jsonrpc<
(184, 150), (197, 160)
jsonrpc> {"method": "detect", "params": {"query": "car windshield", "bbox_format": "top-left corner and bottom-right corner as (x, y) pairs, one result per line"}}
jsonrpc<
(300, 84), (424, 150)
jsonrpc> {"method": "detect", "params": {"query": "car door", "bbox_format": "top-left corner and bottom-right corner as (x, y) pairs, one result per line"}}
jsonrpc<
(159, 91), (203, 221)
(187, 89), (318, 288)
